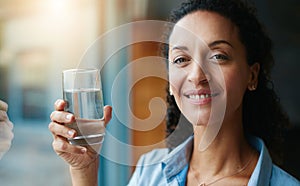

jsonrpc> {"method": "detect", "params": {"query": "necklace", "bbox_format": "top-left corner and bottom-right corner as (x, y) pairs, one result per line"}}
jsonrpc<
(190, 151), (255, 186)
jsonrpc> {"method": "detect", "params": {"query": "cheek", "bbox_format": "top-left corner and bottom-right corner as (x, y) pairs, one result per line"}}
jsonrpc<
(169, 67), (186, 94)
(223, 67), (249, 109)
(169, 67), (187, 108)
(226, 73), (244, 91)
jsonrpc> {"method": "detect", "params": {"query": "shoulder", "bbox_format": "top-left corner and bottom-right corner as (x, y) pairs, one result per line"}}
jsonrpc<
(127, 148), (169, 186)
(128, 136), (194, 185)
(270, 164), (300, 186)
(136, 148), (169, 166)
(248, 136), (299, 186)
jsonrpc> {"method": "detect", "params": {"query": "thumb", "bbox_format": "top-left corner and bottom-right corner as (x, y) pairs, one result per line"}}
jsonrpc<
(103, 105), (112, 127)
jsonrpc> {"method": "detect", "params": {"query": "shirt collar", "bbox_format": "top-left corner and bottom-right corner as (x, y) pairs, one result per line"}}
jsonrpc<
(162, 135), (193, 182)
(161, 135), (273, 185)
(248, 136), (273, 186)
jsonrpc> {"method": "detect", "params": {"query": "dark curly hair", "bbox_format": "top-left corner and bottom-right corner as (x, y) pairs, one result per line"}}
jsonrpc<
(163, 0), (290, 165)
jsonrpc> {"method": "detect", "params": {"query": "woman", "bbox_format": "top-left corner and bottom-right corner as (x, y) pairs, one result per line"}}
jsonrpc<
(49, 0), (299, 185)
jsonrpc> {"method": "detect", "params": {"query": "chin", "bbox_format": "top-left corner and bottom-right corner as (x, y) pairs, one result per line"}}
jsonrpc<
(183, 113), (210, 126)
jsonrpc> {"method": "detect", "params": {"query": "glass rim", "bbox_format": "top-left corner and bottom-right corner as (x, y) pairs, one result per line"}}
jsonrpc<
(63, 68), (99, 74)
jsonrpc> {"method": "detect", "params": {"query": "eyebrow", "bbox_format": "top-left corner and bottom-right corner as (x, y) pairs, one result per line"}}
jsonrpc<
(171, 40), (233, 51)
(171, 45), (189, 51)
(208, 40), (233, 48)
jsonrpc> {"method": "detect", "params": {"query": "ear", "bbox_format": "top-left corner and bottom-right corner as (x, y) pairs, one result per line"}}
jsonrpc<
(248, 63), (260, 91)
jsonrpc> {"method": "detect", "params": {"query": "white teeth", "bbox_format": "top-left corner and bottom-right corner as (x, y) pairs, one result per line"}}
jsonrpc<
(189, 94), (211, 100)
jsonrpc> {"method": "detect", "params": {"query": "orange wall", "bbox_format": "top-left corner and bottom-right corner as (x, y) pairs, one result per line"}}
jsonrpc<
(130, 41), (167, 168)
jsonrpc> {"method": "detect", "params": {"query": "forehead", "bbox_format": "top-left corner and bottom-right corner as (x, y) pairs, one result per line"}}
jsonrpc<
(169, 11), (239, 46)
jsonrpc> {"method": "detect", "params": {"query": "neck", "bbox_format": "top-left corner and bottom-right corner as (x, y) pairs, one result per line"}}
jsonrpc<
(190, 110), (254, 179)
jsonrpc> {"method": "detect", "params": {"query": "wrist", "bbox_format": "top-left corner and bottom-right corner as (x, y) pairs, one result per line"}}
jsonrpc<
(70, 156), (99, 186)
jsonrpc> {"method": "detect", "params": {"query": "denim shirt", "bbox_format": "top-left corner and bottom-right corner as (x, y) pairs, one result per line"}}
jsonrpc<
(128, 135), (299, 186)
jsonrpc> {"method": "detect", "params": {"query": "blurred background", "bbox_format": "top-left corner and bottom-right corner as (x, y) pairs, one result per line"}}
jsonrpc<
(0, 0), (299, 185)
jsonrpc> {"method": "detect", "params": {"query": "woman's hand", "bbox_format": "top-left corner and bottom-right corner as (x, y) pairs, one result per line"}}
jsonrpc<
(49, 99), (112, 169)
(0, 100), (14, 159)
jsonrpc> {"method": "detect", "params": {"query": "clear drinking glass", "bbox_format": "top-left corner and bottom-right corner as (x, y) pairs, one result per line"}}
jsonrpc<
(62, 69), (105, 152)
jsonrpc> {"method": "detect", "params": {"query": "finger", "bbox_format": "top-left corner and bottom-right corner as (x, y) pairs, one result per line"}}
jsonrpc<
(0, 100), (8, 112)
(54, 99), (66, 111)
(0, 110), (8, 121)
(103, 105), (112, 127)
(50, 111), (75, 124)
(52, 136), (87, 155)
(48, 122), (76, 139)
(6, 119), (13, 130)
(0, 119), (13, 130)
(0, 121), (14, 139)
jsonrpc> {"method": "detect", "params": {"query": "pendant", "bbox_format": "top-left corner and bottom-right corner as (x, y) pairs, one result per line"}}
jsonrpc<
(200, 183), (206, 186)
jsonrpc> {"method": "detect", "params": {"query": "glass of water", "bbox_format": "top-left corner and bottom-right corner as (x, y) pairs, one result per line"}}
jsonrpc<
(62, 69), (105, 152)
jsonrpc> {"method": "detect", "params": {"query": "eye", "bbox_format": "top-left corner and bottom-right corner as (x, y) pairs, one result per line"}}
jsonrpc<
(172, 56), (190, 65)
(210, 54), (229, 63)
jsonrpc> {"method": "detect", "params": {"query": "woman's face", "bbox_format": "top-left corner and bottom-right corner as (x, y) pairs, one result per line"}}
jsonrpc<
(168, 11), (258, 127)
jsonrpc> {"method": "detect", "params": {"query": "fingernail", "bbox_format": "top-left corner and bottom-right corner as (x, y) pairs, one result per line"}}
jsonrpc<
(55, 100), (62, 106)
(81, 148), (87, 153)
(66, 114), (73, 120)
(68, 130), (75, 137)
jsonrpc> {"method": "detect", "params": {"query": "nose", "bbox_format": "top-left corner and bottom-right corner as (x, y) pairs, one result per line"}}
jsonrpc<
(187, 61), (210, 86)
